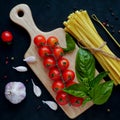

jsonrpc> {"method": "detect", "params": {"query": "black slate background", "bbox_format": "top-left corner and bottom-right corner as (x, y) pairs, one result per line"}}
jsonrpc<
(0, 0), (120, 120)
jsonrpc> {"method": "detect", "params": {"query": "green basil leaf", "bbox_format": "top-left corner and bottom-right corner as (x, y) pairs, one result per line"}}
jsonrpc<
(90, 71), (109, 88)
(63, 83), (88, 98)
(89, 81), (113, 105)
(75, 47), (95, 83)
(62, 33), (76, 53)
(82, 97), (92, 106)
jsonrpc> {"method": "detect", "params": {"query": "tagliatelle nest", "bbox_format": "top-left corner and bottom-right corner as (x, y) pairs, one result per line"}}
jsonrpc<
(64, 10), (120, 85)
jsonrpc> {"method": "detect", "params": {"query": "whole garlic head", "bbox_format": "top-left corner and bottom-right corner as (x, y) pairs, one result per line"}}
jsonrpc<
(5, 82), (26, 104)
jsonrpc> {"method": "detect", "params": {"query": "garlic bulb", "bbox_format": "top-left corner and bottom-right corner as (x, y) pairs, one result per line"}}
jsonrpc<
(12, 66), (28, 72)
(42, 100), (58, 111)
(23, 56), (36, 63)
(5, 82), (26, 104)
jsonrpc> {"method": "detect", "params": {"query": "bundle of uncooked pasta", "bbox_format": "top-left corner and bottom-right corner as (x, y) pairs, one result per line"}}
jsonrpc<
(63, 10), (120, 85)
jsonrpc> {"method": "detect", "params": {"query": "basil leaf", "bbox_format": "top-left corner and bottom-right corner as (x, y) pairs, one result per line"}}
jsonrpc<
(82, 97), (92, 106)
(89, 81), (113, 105)
(63, 46), (113, 106)
(64, 83), (88, 98)
(90, 71), (109, 88)
(62, 33), (76, 53)
(75, 47), (95, 83)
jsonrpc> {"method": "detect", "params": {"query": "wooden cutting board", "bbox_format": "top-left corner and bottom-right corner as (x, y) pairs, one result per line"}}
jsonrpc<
(9, 4), (93, 119)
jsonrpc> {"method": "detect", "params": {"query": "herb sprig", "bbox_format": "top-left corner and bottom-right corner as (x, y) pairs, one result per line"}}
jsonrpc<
(64, 47), (113, 105)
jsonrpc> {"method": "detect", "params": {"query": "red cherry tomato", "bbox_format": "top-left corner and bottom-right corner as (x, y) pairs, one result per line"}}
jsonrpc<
(56, 91), (69, 105)
(69, 95), (84, 107)
(1, 31), (13, 43)
(38, 46), (51, 58)
(52, 80), (64, 92)
(62, 69), (75, 82)
(34, 35), (46, 47)
(53, 47), (64, 59)
(43, 56), (56, 69)
(49, 67), (61, 81)
(58, 57), (69, 71)
(66, 81), (76, 87)
(47, 36), (58, 48)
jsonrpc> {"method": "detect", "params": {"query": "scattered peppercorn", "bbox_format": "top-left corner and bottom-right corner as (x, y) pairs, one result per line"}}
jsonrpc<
(102, 22), (106, 26)
(110, 25), (114, 29)
(107, 108), (111, 112)
(11, 57), (14, 60)
(5, 57), (9, 64)
(26, 79), (29, 82)
(111, 12), (115, 16)
(6, 57), (8, 60)
(106, 24), (109, 27)
(5, 60), (8, 64)
(36, 105), (41, 110)
(111, 30), (115, 34)
(4, 75), (8, 79)
(105, 18), (109, 22)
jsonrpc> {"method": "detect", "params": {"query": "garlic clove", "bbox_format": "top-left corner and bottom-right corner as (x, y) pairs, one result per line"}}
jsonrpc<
(31, 79), (42, 97)
(5, 82), (26, 104)
(12, 66), (28, 72)
(23, 56), (36, 63)
(42, 100), (58, 111)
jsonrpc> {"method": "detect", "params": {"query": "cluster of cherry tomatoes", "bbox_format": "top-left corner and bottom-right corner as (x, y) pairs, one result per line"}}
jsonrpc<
(34, 34), (83, 107)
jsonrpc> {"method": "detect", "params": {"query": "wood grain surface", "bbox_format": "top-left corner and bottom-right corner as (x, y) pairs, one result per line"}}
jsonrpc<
(9, 4), (93, 119)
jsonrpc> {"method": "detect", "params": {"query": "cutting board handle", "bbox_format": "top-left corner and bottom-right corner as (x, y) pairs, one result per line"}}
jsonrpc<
(10, 4), (43, 38)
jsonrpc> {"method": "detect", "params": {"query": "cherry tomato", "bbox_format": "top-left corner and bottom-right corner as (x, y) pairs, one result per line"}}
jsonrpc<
(52, 80), (64, 92)
(53, 47), (64, 59)
(56, 91), (69, 105)
(43, 56), (56, 69)
(1, 31), (13, 43)
(49, 67), (61, 81)
(66, 81), (76, 87)
(69, 95), (84, 107)
(62, 69), (75, 82)
(47, 36), (58, 48)
(58, 57), (69, 71)
(38, 46), (51, 58)
(34, 35), (46, 47)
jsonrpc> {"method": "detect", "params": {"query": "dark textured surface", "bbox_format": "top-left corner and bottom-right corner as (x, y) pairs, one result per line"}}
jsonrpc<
(0, 0), (120, 120)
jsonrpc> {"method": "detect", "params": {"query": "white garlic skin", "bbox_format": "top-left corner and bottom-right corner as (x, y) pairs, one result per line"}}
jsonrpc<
(42, 100), (58, 111)
(23, 56), (36, 63)
(5, 82), (26, 104)
(12, 66), (28, 72)
(31, 79), (42, 97)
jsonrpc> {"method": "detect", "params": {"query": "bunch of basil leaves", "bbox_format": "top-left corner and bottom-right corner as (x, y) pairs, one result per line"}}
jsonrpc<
(64, 47), (114, 105)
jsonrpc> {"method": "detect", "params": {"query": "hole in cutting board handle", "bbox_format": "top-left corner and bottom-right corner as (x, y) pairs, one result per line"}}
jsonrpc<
(17, 10), (24, 17)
